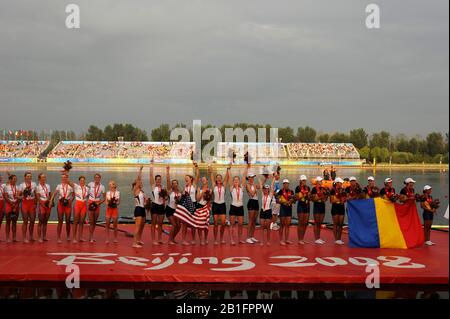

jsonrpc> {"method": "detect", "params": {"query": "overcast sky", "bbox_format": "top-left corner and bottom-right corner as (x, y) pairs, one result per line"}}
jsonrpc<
(0, 0), (448, 136)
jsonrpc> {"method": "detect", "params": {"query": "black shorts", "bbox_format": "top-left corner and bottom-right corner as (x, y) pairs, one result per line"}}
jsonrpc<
(260, 209), (272, 220)
(134, 206), (146, 218)
(331, 204), (345, 216)
(279, 205), (292, 218)
(423, 210), (434, 221)
(229, 205), (244, 217)
(151, 203), (165, 215)
(247, 199), (259, 211)
(313, 202), (326, 214)
(196, 202), (205, 209)
(165, 206), (175, 218)
(297, 202), (310, 214)
(212, 202), (226, 215)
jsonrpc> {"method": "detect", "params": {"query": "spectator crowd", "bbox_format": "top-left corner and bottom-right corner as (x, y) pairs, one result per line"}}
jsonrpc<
(0, 140), (360, 160)
(0, 141), (49, 158)
(47, 141), (194, 159)
(287, 143), (360, 159)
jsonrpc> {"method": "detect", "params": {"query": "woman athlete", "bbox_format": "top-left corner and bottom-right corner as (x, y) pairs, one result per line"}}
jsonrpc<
(165, 165), (181, 244)
(228, 164), (248, 245)
(149, 161), (167, 245)
(105, 180), (120, 244)
(132, 166), (147, 248)
(49, 173), (74, 243)
(87, 174), (106, 243)
(19, 172), (37, 242)
(35, 173), (52, 243)
(71, 176), (89, 243)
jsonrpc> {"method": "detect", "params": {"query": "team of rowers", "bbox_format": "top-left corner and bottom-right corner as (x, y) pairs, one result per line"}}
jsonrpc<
(0, 162), (440, 247)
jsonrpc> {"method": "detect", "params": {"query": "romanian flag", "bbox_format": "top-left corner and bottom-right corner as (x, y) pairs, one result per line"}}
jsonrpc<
(347, 198), (424, 249)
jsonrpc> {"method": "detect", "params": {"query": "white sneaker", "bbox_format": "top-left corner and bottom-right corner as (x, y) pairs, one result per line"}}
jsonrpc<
(335, 240), (345, 245)
(315, 239), (324, 245)
(425, 241), (435, 246)
(251, 237), (259, 243)
(246, 238), (255, 244)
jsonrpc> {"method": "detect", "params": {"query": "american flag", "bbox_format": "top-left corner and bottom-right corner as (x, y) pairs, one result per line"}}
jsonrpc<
(174, 194), (211, 229)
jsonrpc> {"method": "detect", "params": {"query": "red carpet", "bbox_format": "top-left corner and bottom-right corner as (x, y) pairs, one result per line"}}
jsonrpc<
(0, 225), (447, 289)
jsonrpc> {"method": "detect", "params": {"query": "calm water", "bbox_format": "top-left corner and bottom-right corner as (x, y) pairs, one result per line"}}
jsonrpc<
(1, 166), (448, 225)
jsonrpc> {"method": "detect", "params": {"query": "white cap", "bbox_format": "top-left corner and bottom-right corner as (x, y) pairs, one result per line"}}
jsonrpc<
(367, 176), (375, 181)
(263, 184), (270, 189)
(282, 179), (290, 184)
(404, 177), (416, 184)
(384, 177), (392, 183)
(335, 177), (344, 183)
(423, 185), (432, 191)
(349, 176), (357, 182)
(247, 173), (256, 178)
(316, 176), (323, 182)
(299, 175), (307, 181)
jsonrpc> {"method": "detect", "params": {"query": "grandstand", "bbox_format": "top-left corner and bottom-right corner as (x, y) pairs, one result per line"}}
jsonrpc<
(46, 141), (195, 164)
(287, 143), (360, 159)
(0, 140), (49, 163)
(285, 143), (362, 165)
(0, 140), (363, 166)
(216, 142), (362, 166)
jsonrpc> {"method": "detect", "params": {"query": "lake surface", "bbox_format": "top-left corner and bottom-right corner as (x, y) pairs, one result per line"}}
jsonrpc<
(1, 165), (448, 225)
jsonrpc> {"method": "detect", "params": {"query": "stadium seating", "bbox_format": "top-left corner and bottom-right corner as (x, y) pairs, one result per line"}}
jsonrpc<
(47, 141), (194, 160)
(0, 141), (49, 158)
(287, 143), (360, 159)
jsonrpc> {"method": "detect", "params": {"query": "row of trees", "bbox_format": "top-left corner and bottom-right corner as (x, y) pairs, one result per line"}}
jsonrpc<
(1, 124), (448, 163)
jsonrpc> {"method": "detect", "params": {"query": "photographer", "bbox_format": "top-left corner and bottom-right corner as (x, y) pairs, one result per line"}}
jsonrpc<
(49, 173), (74, 243)
(18, 172), (37, 243)
(87, 173), (106, 243)
(330, 177), (347, 245)
(105, 180), (120, 244)
(35, 173), (52, 243)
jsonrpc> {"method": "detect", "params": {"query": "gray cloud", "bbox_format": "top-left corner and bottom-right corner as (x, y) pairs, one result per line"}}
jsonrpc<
(0, 0), (448, 136)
